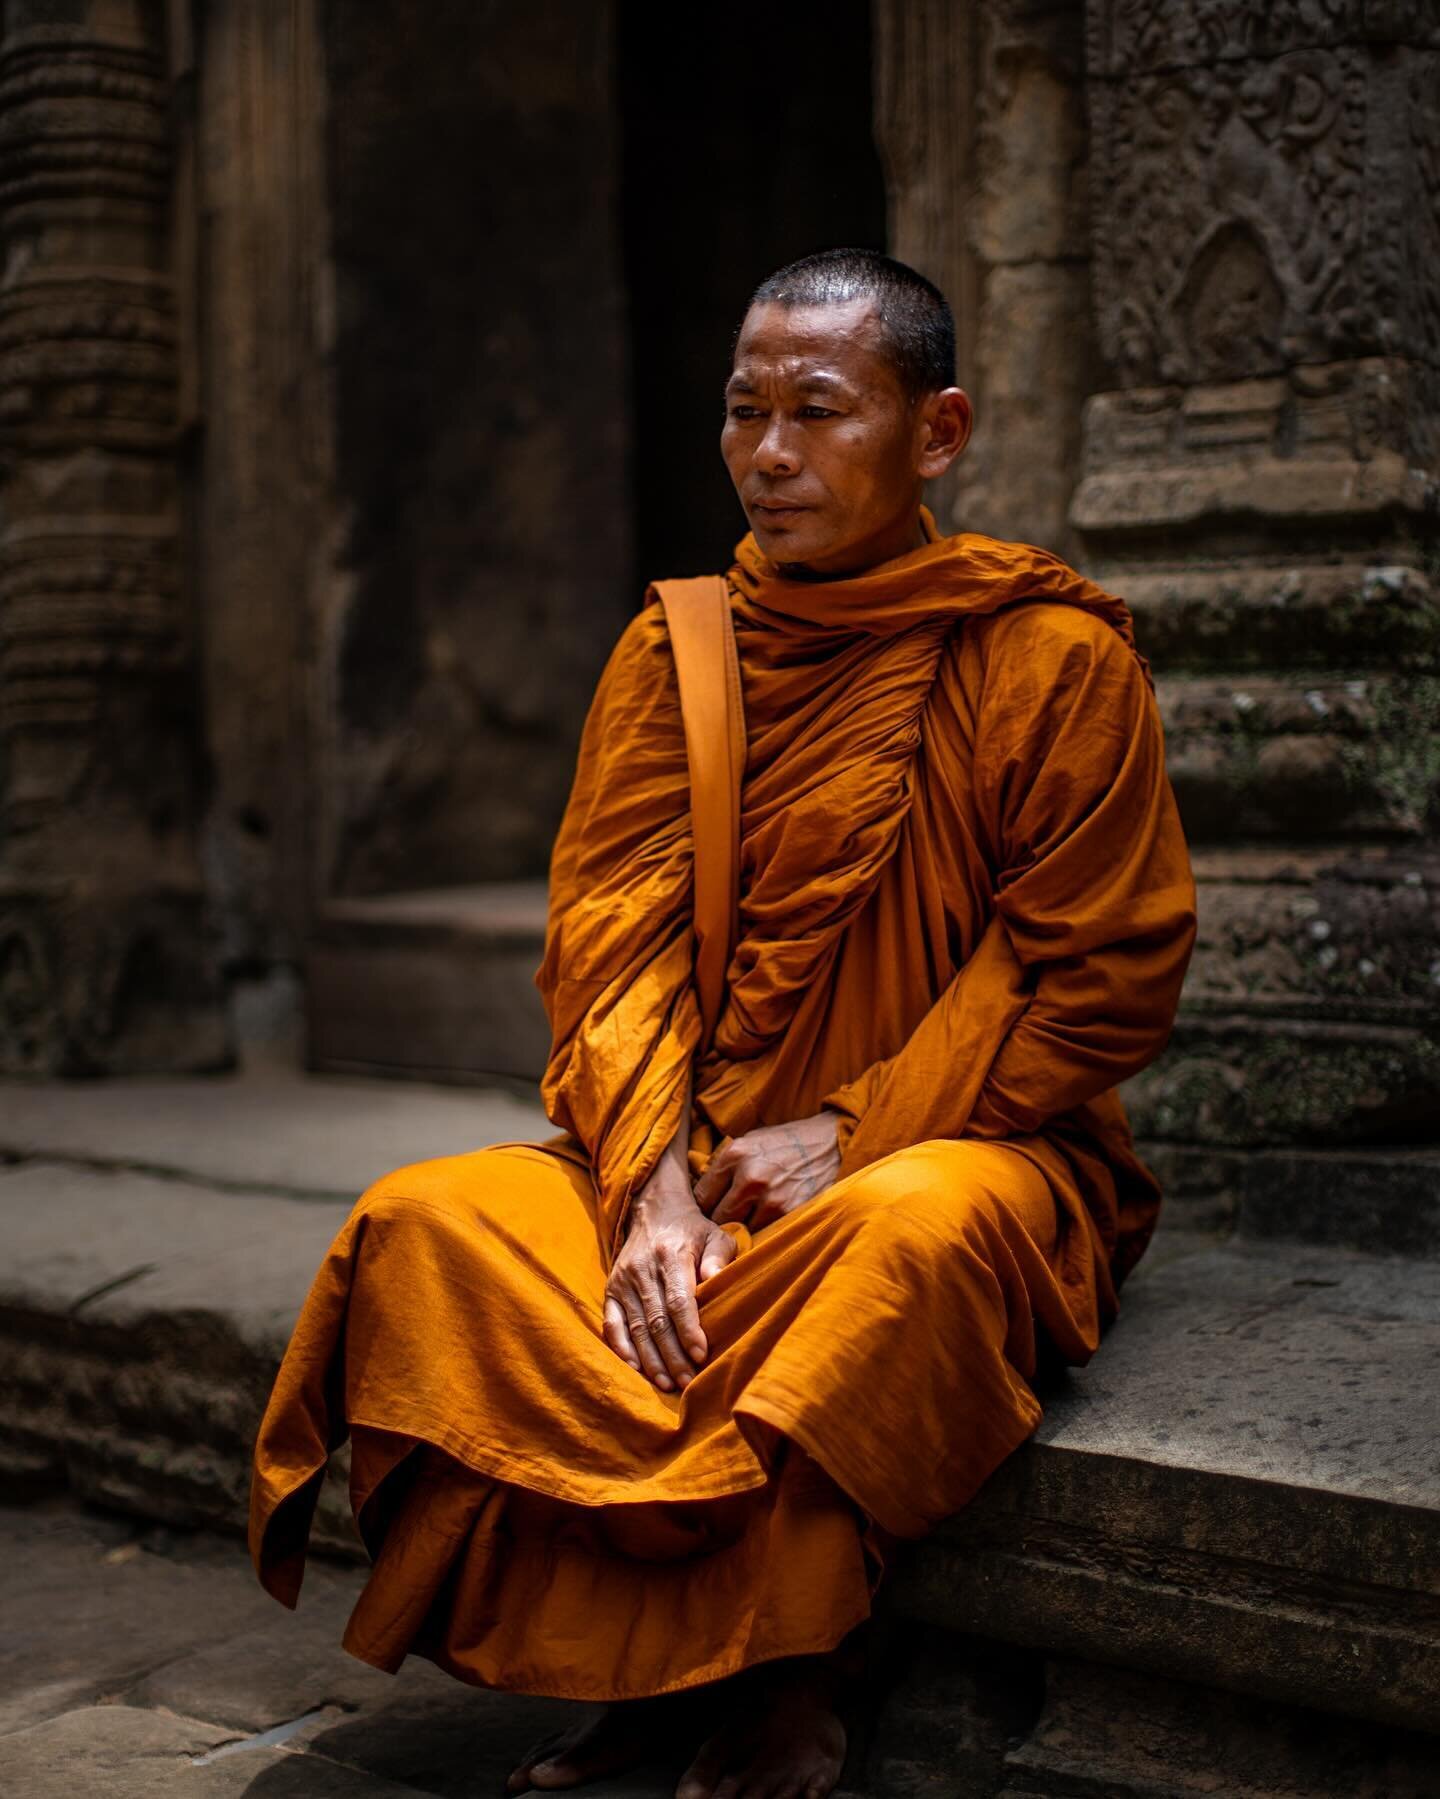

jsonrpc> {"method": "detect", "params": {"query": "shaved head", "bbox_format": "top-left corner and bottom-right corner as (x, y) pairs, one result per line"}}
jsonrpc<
(745, 248), (956, 402)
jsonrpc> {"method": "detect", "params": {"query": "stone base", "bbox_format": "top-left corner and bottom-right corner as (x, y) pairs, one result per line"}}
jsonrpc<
(305, 882), (551, 1083)
(2, 1066), (1437, 1789)
(998, 1657), (1440, 1798)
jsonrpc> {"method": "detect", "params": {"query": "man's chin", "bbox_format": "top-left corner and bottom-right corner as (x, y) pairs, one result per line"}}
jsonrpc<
(749, 511), (830, 563)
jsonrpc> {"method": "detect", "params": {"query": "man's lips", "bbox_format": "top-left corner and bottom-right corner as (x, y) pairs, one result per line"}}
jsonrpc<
(751, 500), (810, 517)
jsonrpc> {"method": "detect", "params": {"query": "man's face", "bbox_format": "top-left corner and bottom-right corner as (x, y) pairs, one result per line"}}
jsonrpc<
(721, 298), (970, 577)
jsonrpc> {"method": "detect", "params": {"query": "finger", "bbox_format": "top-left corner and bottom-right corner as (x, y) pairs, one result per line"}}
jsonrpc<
(660, 1251), (707, 1366)
(698, 1225), (738, 1282)
(692, 1142), (738, 1213)
(710, 1171), (757, 1227)
(638, 1264), (700, 1389)
(750, 1193), (791, 1231)
(602, 1295), (641, 1371)
(621, 1270), (678, 1392)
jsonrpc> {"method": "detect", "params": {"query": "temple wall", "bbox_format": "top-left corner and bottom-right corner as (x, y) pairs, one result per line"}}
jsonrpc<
(876, 0), (1093, 557)
(1078, 0), (1440, 1181)
(2, 0), (1434, 1116)
(878, 0), (1440, 1198)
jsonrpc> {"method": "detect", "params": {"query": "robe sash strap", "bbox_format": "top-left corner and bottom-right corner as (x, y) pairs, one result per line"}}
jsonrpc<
(653, 576), (746, 1051)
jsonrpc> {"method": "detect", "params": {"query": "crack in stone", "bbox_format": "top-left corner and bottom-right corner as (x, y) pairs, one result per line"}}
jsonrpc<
(188, 1706), (330, 1764)
(0, 1146), (354, 1206)
(68, 1265), (161, 1315)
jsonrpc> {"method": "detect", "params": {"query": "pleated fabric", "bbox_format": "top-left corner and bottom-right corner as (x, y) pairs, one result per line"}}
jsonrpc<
(249, 514), (1196, 1699)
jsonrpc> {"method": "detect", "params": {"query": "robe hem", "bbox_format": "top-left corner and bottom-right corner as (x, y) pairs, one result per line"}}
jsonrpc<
(345, 1408), (775, 1510)
(340, 1602), (875, 1703)
(251, 1412), (781, 1601)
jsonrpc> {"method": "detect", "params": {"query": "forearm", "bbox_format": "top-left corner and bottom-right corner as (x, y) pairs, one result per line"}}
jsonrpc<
(634, 1065), (696, 1215)
(968, 940), (1190, 1139)
(825, 916), (1192, 1171)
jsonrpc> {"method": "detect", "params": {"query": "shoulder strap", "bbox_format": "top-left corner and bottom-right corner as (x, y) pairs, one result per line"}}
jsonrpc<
(653, 575), (745, 1048)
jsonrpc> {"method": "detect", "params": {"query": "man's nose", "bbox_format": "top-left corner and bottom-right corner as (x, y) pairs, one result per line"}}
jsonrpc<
(754, 415), (801, 477)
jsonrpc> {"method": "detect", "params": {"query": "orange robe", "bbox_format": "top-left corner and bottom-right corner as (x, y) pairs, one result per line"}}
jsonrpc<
(249, 519), (1196, 1700)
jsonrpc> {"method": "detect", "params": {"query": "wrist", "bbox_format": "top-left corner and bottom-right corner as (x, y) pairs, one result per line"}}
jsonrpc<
(633, 1168), (697, 1220)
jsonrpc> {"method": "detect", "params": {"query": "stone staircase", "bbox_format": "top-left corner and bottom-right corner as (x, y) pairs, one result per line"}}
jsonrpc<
(1, 1064), (1437, 1794)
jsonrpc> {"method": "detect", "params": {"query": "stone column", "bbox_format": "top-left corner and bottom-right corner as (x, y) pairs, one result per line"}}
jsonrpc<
(874, 0), (1092, 555)
(188, 0), (331, 973)
(0, 1), (228, 1073)
(1076, 5), (1440, 1193)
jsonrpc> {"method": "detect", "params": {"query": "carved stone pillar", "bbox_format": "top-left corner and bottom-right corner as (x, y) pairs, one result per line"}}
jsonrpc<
(875, 0), (1092, 554)
(1076, 5), (1440, 1177)
(0, 1), (228, 1072)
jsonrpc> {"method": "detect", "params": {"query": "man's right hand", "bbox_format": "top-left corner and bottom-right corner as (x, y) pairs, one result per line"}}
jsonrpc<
(602, 1170), (736, 1393)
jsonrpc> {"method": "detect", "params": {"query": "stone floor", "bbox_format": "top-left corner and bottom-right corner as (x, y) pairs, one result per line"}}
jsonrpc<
(4, 1029), (1439, 1793)
(0, 1497), (682, 1799)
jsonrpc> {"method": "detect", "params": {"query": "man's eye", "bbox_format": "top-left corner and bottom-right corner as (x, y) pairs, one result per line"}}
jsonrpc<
(729, 405), (762, 421)
(799, 406), (837, 419)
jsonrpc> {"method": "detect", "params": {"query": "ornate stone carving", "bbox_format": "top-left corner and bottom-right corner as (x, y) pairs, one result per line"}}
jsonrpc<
(1079, 0), (1440, 1156)
(0, 1), (227, 1073)
(1088, 0), (1440, 80)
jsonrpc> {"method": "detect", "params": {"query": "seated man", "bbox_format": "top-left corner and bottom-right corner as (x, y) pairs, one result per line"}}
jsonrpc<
(250, 248), (1196, 1799)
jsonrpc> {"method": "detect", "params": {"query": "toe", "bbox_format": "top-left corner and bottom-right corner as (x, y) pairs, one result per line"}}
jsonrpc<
(507, 1734), (561, 1793)
(676, 1743), (728, 1799)
(529, 1757), (591, 1791)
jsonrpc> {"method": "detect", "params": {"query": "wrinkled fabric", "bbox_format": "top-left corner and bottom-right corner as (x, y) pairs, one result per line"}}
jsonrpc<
(249, 513), (1196, 1700)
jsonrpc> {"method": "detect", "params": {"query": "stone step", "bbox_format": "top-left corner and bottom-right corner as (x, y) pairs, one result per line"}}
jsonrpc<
(305, 882), (552, 1083)
(0, 1056), (549, 1203)
(1, 1094), (1436, 1751)
(894, 1236), (1440, 1739)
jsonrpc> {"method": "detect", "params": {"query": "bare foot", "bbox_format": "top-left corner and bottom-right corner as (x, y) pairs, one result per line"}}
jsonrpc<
(674, 1656), (850, 1799)
(507, 1695), (691, 1793)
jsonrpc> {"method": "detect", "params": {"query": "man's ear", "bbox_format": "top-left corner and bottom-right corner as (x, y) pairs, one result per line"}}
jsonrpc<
(918, 388), (974, 479)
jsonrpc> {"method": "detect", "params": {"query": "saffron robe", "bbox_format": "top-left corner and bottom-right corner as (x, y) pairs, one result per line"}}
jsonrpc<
(249, 516), (1196, 1701)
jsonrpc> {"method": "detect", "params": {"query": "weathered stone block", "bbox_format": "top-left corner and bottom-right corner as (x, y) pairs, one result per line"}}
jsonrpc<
(1125, 1014), (1440, 1145)
(1001, 1658), (1440, 1798)
(1116, 560), (1440, 671)
(1179, 849), (1440, 1014)
(306, 883), (552, 1083)
(0, 1704), (434, 1796)
(892, 1241), (1440, 1736)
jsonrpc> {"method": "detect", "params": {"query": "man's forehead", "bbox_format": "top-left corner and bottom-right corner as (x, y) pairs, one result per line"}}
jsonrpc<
(726, 362), (854, 394)
(729, 299), (894, 390)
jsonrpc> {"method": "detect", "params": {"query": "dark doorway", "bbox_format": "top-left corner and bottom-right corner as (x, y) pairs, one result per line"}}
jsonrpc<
(620, 4), (888, 583)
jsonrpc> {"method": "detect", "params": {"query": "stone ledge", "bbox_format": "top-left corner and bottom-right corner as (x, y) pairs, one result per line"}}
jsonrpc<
(2, 1149), (1437, 1747)
(894, 1239), (1440, 1736)
(0, 1057), (549, 1200)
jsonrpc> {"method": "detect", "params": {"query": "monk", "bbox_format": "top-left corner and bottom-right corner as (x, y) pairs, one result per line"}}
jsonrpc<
(250, 247), (1196, 1799)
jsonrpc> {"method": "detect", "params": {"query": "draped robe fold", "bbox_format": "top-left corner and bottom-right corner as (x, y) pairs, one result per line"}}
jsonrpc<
(249, 517), (1196, 1701)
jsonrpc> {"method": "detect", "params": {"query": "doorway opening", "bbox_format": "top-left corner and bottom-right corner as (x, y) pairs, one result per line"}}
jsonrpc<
(619, 4), (888, 583)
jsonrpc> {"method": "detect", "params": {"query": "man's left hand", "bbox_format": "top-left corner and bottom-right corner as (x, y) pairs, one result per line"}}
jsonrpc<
(692, 1111), (842, 1231)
